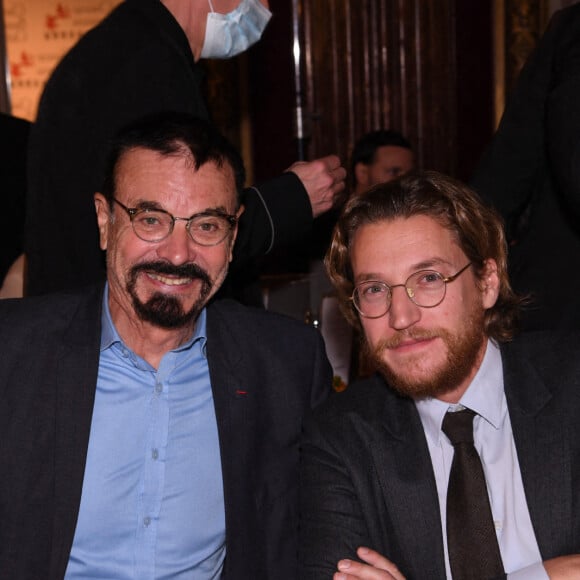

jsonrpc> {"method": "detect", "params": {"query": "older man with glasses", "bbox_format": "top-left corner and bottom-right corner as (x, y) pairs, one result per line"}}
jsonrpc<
(0, 112), (331, 580)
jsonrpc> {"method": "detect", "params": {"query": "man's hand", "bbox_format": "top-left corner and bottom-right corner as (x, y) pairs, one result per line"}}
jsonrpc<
(334, 547), (406, 580)
(543, 555), (580, 578)
(287, 155), (346, 217)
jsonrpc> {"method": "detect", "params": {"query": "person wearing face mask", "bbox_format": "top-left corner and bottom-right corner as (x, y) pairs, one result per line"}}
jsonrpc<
(201, 0), (272, 59)
(24, 0), (346, 297)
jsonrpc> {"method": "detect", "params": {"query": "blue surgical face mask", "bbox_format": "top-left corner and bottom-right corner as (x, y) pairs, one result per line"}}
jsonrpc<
(200, 0), (272, 59)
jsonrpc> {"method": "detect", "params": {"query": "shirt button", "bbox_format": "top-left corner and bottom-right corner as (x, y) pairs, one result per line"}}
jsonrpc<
(152, 448), (159, 460)
(155, 382), (162, 394)
(144, 517), (151, 527)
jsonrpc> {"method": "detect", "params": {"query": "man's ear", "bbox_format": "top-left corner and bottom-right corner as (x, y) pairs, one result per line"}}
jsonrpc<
(94, 193), (110, 251)
(228, 204), (245, 262)
(354, 162), (370, 188)
(480, 258), (500, 309)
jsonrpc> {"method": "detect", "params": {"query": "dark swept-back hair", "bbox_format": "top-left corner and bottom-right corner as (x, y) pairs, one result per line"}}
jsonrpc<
(326, 170), (527, 342)
(101, 111), (246, 205)
(350, 129), (412, 187)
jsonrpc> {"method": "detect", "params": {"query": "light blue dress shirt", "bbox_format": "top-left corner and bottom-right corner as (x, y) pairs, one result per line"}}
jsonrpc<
(65, 286), (225, 579)
(415, 340), (548, 580)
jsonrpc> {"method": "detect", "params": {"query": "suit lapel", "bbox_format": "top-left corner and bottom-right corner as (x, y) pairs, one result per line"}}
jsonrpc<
(205, 302), (252, 576)
(370, 390), (447, 577)
(502, 342), (573, 558)
(205, 301), (246, 466)
(49, 288), (103, 578)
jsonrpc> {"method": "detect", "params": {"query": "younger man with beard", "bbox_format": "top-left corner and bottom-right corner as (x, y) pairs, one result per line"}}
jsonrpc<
(299, 171), (580, 579)
(0, 112), (331, 580)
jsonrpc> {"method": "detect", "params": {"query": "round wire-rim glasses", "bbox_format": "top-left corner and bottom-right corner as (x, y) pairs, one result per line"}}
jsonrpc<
(112, 198), (238, 246)
(351, 262), (473, 319)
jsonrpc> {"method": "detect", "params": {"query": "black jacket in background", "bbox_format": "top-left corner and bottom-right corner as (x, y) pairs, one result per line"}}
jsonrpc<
(26, 0), (312, 296)
(471, 4), (580, 331)
(0, 113), (30, 281)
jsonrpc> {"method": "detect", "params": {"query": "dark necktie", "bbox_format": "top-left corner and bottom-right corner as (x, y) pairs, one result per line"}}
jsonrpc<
(442, 409), (504, 580)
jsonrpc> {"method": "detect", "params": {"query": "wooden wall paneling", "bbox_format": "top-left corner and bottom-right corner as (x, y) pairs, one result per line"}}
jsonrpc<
(301, 0), (458, 180)
(302, 0), (343, 159)
(394, 0), (420, 164)
(388, 0), (410, 140)
(415, 0), (457, 174)
(454, 0), (494, 179)
(247, 0), (299, 182)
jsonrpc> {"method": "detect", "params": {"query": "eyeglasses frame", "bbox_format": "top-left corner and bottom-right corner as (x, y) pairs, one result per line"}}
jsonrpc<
(351, 262), (473, 319)
(112, 198), (238, 246)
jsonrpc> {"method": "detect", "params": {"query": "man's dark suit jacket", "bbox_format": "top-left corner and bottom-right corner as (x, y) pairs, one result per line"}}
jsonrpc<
(299, 333), (580, 579)
(0, 286), (331, 579)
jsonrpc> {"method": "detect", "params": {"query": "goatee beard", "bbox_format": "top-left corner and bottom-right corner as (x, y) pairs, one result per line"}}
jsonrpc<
(363, 308), (487, 400)
(127, 261), (212, 329)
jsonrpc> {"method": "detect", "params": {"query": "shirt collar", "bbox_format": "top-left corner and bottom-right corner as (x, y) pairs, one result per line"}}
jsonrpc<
(100, 283), (207, 355)
(415, 339), (506, 446)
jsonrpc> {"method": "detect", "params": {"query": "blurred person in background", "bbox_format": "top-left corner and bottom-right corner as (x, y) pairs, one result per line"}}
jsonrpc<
(24, 0), (346, 298)
(471, 3), (580, 332)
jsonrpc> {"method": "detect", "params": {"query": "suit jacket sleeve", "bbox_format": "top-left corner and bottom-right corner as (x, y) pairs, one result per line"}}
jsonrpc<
(234, 172), (312, 263)
(299, 411), (372, 579)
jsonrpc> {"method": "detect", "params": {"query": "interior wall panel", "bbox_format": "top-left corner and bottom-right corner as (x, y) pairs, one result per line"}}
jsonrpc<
(300, 0), (458, 177)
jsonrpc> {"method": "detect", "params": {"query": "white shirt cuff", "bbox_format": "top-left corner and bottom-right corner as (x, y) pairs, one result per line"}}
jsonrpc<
(507, 561), (549, 580)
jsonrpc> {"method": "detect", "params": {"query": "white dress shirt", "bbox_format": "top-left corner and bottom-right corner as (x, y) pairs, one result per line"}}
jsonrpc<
(415, 340), (548, 580)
